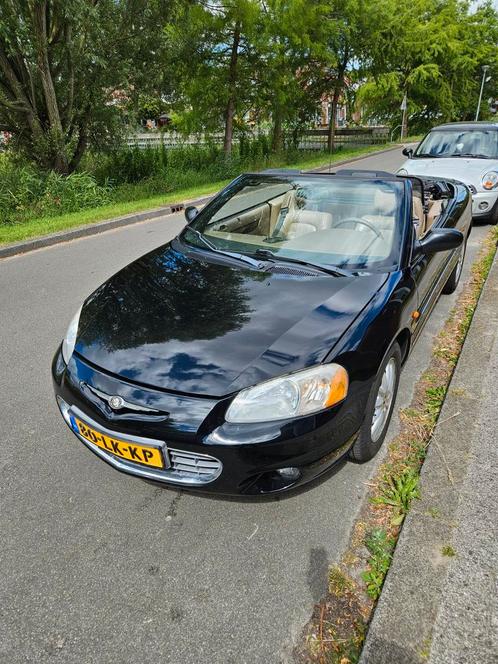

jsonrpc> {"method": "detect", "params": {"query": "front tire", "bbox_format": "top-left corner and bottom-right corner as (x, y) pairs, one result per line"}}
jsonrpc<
(442, 239), (466, 295)
(349, 343), (401, 463)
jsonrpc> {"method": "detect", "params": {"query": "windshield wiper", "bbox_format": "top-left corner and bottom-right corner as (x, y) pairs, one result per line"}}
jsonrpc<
(415, 152), (442, 158)
(184, 227), (265, 269)
(450, 153), (492, 159)
(186, 226), (217, 251)
(253, 249), (350, 277)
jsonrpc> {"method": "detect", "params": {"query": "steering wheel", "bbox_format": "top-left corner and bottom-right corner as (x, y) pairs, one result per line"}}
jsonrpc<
(331, 217), (383, 239)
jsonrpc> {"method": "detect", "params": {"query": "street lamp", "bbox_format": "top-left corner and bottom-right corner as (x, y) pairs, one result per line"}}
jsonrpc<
(475, 65), (490, 121)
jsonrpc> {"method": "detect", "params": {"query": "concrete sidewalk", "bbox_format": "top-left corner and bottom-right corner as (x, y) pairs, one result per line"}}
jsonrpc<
(360, 251), (498, 664)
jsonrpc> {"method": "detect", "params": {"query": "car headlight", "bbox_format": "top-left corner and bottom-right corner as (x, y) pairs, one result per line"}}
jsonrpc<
(397, 168), (408, 176)
(62, 306), (82, 364)
(482, 172), (498, 190)
(225, 364), (349, 423)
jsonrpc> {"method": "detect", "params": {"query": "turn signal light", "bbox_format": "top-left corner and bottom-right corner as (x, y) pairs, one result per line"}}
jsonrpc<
(325, 366), (349, 407)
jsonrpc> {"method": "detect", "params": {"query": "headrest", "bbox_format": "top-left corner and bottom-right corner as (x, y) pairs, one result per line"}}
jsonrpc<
(374, 189), (396, 214)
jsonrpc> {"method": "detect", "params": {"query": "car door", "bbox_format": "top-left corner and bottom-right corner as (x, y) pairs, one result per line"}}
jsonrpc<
(408, 179), (448, 342)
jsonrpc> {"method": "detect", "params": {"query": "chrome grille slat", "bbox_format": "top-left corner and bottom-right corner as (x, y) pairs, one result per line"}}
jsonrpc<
(174, 464), (212, 474)
(170, 455), (219, 469)
(168, 447), (222, 483)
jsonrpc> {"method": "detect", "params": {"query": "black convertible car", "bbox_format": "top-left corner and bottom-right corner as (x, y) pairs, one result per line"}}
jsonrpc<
(53, 169), (471, 495)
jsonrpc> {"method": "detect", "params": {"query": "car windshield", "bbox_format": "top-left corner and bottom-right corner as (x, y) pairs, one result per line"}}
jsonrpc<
(415, 128), (498, 159)
(185, 175), (405, 272)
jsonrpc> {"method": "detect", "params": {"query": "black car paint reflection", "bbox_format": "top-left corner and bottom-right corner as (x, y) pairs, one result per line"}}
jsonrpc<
(74, 240), (387, 397)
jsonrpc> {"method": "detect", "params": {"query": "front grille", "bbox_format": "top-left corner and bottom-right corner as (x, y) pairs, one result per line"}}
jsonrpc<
(169, 448), (222, 483)
(58, 400), (224, 486)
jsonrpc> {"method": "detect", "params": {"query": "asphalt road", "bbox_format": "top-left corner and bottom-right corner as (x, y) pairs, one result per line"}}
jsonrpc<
(0, 148), (489, 664)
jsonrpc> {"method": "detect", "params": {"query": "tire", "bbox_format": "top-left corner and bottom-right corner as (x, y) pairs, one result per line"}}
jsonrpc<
(442, 238), (466, 295)
(349, 342), (401, 463)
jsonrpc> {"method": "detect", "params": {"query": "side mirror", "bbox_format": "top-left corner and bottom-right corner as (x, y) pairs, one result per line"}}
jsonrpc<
(402, 147), (413, 158)
(185, 206), (199, 223)
(419, 228), (463, 255)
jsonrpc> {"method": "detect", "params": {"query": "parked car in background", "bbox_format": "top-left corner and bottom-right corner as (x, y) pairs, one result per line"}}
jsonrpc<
(53, 170), (470, 496)
(398, 121), (498, 224)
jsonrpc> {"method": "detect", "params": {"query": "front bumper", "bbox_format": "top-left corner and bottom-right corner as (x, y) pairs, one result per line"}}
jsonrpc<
(52, 348), (364, 495)
(471, 191), (498, 217)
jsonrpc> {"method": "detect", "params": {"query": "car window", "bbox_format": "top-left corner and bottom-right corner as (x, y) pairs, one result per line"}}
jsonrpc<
(416, 129), (498, 159)
(188, 176), (405, 271)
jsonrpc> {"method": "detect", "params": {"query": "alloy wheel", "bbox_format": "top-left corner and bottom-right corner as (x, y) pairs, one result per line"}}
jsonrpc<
(371, 358), (397, 442)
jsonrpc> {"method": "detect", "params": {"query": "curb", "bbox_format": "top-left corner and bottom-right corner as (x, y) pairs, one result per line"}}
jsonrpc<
(0, 143), (410, 260)
(359, 250), (498, 664)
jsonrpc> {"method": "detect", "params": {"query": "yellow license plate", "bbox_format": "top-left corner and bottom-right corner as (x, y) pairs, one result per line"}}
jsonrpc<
(71, 417), (165, 469)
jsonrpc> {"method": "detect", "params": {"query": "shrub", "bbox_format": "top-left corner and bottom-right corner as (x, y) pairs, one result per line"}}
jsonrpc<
(0, 153), (111, 224)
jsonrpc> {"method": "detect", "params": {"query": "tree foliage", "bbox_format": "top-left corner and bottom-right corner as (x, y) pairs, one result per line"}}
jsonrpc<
(1, 0), (498, 169)
(357, 0), (498, 132)
(0, 0), (172, 173)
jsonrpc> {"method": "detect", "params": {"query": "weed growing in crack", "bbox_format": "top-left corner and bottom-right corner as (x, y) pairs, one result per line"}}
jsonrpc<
(329, 566), (355, 597)
(362, 528), (395, 599)
(425, 385), (447, 422)
(372, 469), (420, 525)
(442, 545), (456, 557)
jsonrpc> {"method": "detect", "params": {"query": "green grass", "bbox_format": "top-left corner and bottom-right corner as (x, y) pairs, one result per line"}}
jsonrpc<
(0, 180), (230, 245)
(0, 142), (396, 246)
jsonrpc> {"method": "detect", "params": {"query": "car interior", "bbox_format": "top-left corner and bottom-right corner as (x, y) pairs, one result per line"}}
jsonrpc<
(204, 178), (450, 261)
(412, 185), (447, 238)
(206, 183), (398, 261)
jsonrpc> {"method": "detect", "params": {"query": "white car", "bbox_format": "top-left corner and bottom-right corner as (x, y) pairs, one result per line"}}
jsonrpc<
(398, 121), (498, 224)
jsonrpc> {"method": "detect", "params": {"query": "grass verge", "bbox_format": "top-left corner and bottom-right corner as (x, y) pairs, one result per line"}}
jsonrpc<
(0, 142), (401, 246)
(295, 225), (498, 664)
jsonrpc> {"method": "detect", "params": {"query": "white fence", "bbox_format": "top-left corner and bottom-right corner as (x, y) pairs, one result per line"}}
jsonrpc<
(126, 132), (226, 149)
(125, 126), (390, 151)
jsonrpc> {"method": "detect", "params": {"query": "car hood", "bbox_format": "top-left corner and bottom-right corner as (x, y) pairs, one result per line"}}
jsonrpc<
(400, 157), (497, 189)
(74, 243), (388, 397)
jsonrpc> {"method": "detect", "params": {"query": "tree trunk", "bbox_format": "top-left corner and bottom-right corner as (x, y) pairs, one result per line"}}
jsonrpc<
(271, 106), (283, 153)
(223, 21), (241, 157)
(33, 2), (69, 173)
(327, 84), (341, 152)
(327, 47), (349, 153)
(68, 124), (88, 172)
(292, 125), (299, 149)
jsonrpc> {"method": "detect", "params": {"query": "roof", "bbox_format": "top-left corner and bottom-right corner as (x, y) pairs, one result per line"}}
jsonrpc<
(431, 121), (498, 131)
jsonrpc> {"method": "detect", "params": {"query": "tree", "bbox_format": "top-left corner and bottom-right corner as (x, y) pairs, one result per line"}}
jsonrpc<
(167, 0), (260, 156)
(254, 0), (329, 152)
(357, 0), (498, 133)
(311, 0), (384, 151)
(0, 0), (172, 173)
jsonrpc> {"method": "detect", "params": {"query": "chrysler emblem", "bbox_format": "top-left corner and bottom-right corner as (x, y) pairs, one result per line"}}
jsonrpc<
(82, 383), (162, 414)
(109, 395), (124, 410)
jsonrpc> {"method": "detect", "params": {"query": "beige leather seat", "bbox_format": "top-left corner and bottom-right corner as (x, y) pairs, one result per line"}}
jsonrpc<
(425, 199), (443, 233)
(282, 209), (333, 238)
(363, 189), (397, 231)
(412, 195), (425, 237)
